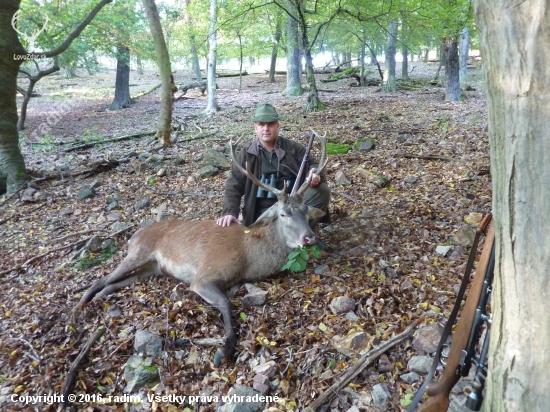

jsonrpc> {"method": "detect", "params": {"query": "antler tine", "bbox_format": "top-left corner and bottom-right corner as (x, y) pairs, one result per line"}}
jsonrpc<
(295, 131), (328, 196)
(229, 138), (285, 199)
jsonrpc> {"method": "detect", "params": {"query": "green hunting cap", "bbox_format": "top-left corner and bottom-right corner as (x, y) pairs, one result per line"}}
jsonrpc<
(251, 103), (280, 122)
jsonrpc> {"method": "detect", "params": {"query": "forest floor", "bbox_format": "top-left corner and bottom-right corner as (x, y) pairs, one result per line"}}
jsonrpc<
(1, 62), (492, 412)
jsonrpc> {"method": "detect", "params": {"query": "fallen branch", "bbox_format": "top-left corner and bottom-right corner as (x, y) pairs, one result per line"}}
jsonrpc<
(396, 151), (470, 163)
(303, 320), (421, 412)
(175, 337), (225, 347)
(63, 131), (157, 152)
(45, 228), (111, 244)
(153, 190), (223, 198)
(60, 326), (106, 408)
(132, 82), (161, 99)
(332, 190), (362, 204)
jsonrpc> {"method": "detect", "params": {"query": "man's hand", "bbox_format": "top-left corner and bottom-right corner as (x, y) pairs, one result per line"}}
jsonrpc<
(308, 168), (321, 187)
(216, 215), (242, 227)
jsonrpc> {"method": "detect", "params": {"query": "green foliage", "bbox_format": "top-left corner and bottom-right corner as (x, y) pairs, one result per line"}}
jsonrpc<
(326, 143), (350, 154)
(74, 249), (116, 271)
(282, 245), (321, 273)
(400, 392), (414, 407)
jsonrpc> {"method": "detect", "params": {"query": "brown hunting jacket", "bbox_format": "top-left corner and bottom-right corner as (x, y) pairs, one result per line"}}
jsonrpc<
(222, 136), (324, 227)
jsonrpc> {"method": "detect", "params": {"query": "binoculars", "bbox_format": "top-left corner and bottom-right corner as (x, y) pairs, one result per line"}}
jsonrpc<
(257, 174), (294, 198)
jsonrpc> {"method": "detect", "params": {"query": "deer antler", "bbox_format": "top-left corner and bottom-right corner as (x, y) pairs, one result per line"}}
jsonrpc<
(295, 130), (328, 196)
(229, 137), (287, 200)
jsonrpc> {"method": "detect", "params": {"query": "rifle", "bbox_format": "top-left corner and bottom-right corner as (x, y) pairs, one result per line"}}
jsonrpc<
(290, 131), (315, 196)
(407, 214), (495, 412)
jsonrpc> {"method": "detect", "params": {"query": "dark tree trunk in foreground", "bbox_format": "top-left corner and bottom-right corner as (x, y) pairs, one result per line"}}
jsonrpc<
(109, 44), (133, 110)
(0, 0), (112, 193)
(0, 0), (28, 193)
(142, 0), (177, 144)
(474, 1), (550, 410)
(443, 37), (460, 101)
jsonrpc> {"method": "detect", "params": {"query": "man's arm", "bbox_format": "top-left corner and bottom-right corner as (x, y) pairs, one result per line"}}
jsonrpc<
(218, 143), (248, 225)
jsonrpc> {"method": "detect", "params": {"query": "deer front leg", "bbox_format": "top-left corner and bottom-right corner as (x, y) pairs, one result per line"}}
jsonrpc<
(190, 281), (237, 367)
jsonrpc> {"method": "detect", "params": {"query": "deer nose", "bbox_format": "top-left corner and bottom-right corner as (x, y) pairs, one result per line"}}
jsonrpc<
(303, 235), (316, 245)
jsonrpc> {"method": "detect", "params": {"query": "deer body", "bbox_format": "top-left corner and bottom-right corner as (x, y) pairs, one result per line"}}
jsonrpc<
(78, 136), (328, 366)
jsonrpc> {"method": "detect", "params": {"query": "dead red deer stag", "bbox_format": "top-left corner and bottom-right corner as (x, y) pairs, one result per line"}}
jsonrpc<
(76, 133), (328, 365)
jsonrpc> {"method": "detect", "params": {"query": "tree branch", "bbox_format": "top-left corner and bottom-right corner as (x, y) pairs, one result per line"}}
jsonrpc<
(43, 0), (113, 58)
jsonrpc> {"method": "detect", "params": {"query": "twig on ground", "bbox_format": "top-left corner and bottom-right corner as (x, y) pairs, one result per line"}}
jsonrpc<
(153, 190), (223, 198)
(63, 131), (157, 152)
(60, 326), (106, 408)
(332, 190), (362, 204)
(45, 228), (111, 244)
(396, 151), (471, 163)
(303, 319), (421, 412)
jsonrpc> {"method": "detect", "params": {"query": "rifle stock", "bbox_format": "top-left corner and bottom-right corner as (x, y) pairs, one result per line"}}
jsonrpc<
(417, 220), (494, 412)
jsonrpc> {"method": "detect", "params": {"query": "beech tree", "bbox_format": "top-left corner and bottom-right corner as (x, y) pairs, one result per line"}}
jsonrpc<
(142, 0), (177, 145)
(473, 0), (550, 410)
(205, 0), (219, 113)
(0, 0), (112, 194)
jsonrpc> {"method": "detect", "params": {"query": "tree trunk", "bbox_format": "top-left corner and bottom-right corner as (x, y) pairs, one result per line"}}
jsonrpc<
(359, 33), (366, 86)
(63, 61), (77, 79)
(459, 27), (470, 82)
(141, 0), (177, 145)
(238, 34), (243, 92)
(473, 1), (550, 411)
(304, 47), (325, 111)
(0, 0), (28, 194)
(109, 44), (133, 110)
(382, 19), (398, 92)
(136, 56), (144, 75)
(268, 10), (283, 83)
(183, 0), (201, 82)
(285, 2), (303, 96)
(443, 37), (460, 101)
(402, 47), (409, 80)
(205, 0), (219, 113)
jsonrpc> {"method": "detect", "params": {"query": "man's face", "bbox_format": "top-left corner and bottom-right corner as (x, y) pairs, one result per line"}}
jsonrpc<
(254, 121), (280, 148)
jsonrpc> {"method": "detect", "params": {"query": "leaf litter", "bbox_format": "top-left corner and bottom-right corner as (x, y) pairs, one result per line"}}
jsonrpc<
(0, 62), (491, 411)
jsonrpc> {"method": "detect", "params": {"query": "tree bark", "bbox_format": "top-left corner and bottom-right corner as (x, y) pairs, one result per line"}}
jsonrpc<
(285, 1), (303, 96)
(205, 0), (219, 113)
(443, 37), (460, 101)
(183, 0), (201, 82)
(141, 0), (177, 145)
(268, 10), (283, 83)
(109, 44), (133, 110)
(382, 19), (398, 92)
(459, 27), (470, 82)
(474, 1), (550, 410)
(0, 0), (28, 194)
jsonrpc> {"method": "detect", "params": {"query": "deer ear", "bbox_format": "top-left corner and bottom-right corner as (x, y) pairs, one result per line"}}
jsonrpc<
(250, 204), (278, 228)
(307, 206), (326, 221)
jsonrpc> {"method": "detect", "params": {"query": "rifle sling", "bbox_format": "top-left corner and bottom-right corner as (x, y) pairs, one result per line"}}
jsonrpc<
(406, 220), (489, 412)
